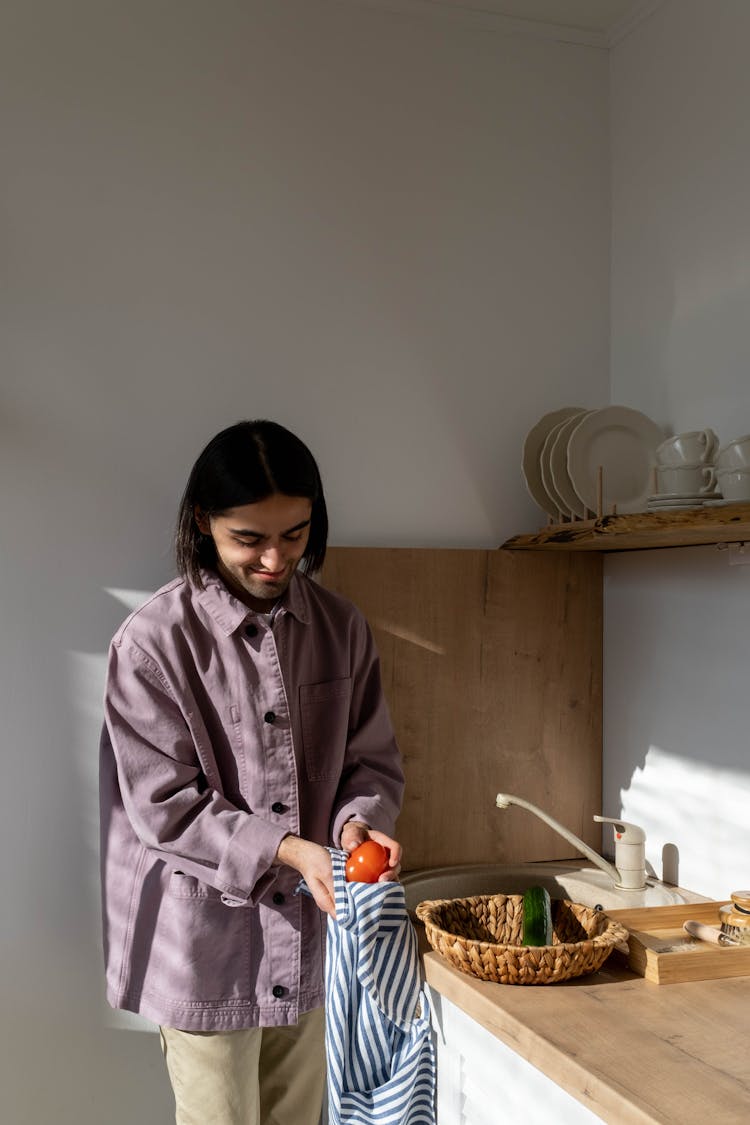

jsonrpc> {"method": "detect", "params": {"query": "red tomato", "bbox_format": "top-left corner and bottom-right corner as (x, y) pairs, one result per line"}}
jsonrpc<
(345, 840), (389, 883)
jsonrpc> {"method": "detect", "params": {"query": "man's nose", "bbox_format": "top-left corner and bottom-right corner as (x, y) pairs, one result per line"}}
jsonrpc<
(260, 545), (284, 571)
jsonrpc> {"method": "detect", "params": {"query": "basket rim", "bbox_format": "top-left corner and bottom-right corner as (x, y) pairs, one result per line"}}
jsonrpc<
(415, 894), (629, 952)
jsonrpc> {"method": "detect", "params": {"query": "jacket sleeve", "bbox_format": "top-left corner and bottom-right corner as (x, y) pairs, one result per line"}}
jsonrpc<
(329, 614), (405, 846)
(102, 636), (288, 904)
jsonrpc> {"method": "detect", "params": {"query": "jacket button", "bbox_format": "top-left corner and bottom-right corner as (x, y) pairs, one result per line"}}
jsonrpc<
(245, 624), (258, 638)
(271, 801), (285, 814)
(272, 985), (285, 999)
(264, 711), (276, 724)
(272, 892), (285, 905)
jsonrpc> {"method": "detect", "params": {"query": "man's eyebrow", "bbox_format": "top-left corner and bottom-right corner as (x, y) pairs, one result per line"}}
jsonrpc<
(228, 519), (311, 538)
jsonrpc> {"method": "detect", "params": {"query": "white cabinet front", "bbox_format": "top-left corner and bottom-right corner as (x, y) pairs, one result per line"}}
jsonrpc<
(428, 989), (603, 1125)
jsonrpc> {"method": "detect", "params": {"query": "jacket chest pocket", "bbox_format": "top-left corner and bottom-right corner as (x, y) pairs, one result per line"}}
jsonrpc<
(299, 678), (351, 782)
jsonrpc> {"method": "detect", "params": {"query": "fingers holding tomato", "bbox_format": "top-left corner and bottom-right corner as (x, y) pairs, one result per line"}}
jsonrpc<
(340, 820), (371, 855)
(368, 829), (402, 880)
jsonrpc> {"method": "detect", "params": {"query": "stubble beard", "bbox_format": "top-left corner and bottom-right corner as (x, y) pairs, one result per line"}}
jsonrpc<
(222, 562), (298, 610)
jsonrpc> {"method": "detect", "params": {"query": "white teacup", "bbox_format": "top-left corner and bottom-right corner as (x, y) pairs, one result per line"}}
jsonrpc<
(716, 434), (750, 471)
(655, 429), (719, 466)
(655, 463), (716, 496)
(715, 469), (750, 501)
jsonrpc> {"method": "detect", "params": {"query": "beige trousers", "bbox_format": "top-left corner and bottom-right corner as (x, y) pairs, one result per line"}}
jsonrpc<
(159, 1007), (326, 1125)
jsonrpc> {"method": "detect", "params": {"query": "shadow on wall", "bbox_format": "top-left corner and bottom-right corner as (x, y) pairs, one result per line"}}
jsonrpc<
(70, 588), (158, 1034)
(618, 744), (750, 899)
(603, 547), (750, 901)
(0, 397), (178, 1120)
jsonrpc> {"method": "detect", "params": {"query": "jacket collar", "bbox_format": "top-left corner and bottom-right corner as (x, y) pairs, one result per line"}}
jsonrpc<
(194, 569), (311, 635)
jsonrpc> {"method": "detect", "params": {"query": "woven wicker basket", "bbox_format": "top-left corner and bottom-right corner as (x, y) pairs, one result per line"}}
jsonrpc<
(415, 893), (629, 985)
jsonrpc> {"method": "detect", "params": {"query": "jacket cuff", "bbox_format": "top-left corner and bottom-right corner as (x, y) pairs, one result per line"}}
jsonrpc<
(217, 815), (289, 905)
(331, 798), (393, 848)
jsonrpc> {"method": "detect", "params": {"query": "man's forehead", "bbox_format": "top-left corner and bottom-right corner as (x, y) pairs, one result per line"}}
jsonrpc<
(220, 496), (312, 533)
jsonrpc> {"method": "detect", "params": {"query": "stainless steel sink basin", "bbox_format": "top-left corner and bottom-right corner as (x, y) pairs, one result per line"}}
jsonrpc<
(401, 860), (709, 913)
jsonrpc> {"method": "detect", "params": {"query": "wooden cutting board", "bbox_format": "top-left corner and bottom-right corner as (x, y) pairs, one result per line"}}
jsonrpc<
(607, 901), (750, 984)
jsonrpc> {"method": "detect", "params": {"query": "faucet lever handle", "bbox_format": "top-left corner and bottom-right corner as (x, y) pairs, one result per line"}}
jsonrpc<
(593, 815), (646, 844)
(594, 815), (648, 889)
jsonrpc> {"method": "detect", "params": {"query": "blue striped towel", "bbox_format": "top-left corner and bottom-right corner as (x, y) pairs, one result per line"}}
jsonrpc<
(324, 849), (436, 1125)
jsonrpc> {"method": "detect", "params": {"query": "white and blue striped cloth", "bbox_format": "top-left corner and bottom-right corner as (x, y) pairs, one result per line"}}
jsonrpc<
(324, 849), (436, 1125)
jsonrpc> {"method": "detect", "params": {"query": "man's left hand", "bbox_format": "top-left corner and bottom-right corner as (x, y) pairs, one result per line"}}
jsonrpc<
(340, 821), (403, 882)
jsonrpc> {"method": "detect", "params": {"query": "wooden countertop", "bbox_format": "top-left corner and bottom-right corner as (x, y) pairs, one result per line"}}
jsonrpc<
(421, 942), (750, 1124)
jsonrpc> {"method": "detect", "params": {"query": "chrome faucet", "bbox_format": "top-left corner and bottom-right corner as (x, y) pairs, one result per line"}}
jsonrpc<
(495, 793), (647, 890)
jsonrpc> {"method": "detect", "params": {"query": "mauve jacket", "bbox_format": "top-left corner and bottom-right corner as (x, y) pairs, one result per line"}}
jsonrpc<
(99, 568), (404, 1031)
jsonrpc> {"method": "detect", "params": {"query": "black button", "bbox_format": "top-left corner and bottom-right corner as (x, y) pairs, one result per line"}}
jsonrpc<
(272, 985), (285, 999)
(264, 711), (276, 724)
(271, 801), (285, 814)
(245, 624), (258, 638)
(272, 892), (285, 905)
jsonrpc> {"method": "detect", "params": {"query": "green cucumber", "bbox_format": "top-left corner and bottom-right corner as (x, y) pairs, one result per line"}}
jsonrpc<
(522, 886), (553, 947)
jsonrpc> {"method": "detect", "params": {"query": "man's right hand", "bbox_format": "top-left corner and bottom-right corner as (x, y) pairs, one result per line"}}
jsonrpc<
(276, 835), (336, 918)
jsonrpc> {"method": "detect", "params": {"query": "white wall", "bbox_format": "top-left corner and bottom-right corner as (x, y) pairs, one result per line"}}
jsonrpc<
(606, 0), (750, 897)
(0, 2), (609, 1121)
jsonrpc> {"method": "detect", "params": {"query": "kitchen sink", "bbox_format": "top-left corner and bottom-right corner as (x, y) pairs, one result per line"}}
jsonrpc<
(401, 860), (709, 913)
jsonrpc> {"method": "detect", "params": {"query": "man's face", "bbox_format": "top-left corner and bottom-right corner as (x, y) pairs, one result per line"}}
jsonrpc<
(196, 494), (313, 611)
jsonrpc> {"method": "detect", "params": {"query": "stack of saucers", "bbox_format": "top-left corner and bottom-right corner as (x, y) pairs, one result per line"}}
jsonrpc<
(648, 429), (720, 510)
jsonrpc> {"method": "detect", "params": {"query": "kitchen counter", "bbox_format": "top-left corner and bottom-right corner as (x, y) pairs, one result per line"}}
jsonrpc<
(421, 939), (750, 1123)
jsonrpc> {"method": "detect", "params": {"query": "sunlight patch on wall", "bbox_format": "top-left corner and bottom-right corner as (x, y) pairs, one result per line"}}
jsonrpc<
(619, 745), (750, 899)
(372, 618), (445, 655)
(104, 587), (155, 613)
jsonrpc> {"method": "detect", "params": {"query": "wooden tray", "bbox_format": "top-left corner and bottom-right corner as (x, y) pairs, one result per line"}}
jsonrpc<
(606, 901), (750, 984)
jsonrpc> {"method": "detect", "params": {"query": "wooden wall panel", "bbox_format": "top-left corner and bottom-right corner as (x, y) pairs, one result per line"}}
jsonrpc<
(321, 548), (603, 872)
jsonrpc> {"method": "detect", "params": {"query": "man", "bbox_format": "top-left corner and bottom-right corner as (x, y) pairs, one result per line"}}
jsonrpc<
(99, 420), (404, 1124)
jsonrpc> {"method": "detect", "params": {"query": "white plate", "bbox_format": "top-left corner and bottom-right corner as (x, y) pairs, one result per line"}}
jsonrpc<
(521, 407), (584, 517)
(549, 410), (594, 518)
(702, 497), (749, 506)
(540, 418), (574, 517)
(567, 406), (665, 515)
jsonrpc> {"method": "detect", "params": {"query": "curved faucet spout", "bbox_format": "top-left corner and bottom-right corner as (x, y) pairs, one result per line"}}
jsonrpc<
(495, 793), (622, 888)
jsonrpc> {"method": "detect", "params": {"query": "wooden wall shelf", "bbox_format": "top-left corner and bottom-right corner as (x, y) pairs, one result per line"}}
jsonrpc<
(503, 503), (750, 552)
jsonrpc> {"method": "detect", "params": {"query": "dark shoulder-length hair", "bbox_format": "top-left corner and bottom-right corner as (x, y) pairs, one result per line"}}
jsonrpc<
(175, 420), (328, 586)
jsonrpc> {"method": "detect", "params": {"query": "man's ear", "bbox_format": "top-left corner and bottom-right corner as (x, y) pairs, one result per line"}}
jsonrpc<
(194, 506), (211, 535)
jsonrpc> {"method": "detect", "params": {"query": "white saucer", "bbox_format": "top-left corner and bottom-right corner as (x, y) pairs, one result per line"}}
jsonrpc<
(702, 497), (750, 506)
(647, 501), (705, 511)
(648, 492), (712, 502)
